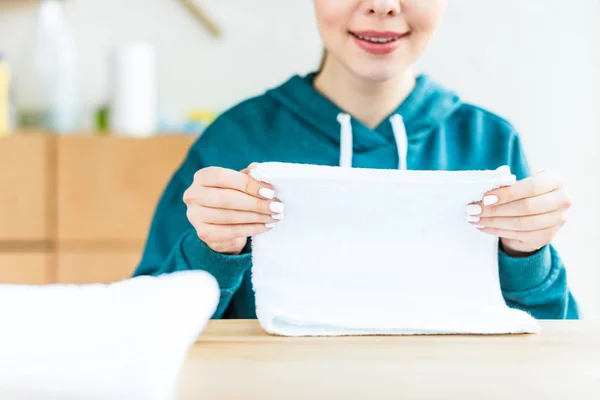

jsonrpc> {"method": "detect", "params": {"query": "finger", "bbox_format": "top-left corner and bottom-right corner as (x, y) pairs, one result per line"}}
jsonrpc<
(480, 189), (571, 217)
(197, 187), (283, 215)
(188, 206), (280, 225)
(482, 170), (563, 206)
(195, 167), (275, 200)
(472, 209), (567, 232)
(198, 223), (272, 242)
(240, 162), (260, 175)
(475, 225), (558, 243)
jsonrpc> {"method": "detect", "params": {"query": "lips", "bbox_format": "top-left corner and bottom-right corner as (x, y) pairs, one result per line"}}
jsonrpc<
(349, 30), (410, 55)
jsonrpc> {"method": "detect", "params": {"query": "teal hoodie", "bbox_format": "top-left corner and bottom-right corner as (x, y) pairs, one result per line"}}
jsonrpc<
(133, 73), (579, 320)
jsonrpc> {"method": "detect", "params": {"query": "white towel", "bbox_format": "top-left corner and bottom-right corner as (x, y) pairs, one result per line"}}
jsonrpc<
(251, 162), (541, 337)
(0, 270), (219, 399)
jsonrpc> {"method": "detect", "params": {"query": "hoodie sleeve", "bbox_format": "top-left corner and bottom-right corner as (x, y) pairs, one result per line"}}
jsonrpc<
(132, 135), (252, 319)
(498, 133), (579, 319)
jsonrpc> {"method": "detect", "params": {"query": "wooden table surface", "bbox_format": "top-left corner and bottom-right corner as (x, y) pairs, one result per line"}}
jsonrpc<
(178, 320), (600, 400)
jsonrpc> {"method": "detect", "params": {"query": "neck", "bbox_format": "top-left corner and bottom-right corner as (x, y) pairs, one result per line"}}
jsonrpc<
(313, 56), (416, 129)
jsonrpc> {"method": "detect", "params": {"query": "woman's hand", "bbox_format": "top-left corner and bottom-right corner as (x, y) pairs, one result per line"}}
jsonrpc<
(183, 163), (283, 255)
(467, 170), (571, 257)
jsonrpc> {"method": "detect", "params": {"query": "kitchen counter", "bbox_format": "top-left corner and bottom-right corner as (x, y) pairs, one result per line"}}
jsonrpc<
(178, 320), (600, 399)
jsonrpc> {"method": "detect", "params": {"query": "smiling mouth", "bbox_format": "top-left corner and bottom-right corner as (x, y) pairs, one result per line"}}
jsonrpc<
(349, 31), (410, 44)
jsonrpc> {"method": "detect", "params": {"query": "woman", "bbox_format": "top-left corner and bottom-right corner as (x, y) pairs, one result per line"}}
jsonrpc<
(133, 0), (578, 320)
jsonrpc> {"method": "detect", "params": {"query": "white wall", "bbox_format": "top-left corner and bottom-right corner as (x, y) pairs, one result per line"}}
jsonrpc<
(0, 0), (323, 118)
(1, 0), (598, 318)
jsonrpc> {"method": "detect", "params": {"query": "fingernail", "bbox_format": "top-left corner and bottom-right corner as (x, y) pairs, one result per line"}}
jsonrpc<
(265, 223), (277, 229)
(270, 202), (285, 213)
(259, 188), (275, 200)
(467, 215), (480, 223)
(475, 225), (485, 229)
(272, 213), (284, 220)
(483, 195), (499, 206)
(466, 204), (482, 216)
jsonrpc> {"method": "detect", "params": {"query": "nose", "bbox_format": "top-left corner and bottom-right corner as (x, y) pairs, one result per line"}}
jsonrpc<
(363, 0), (401, 17)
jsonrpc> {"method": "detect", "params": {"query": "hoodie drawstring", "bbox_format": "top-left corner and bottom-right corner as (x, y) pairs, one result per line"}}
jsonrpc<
(389, 114), (408, 170)
(337, 113), (353, 168)
(337, 113), (408, 170)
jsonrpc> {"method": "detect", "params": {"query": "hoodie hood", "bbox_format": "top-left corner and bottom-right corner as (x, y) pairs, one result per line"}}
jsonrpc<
(267, 73), (462, 168)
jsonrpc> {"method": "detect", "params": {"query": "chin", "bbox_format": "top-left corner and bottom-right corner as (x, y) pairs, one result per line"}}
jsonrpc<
(350, 60), (406, 83)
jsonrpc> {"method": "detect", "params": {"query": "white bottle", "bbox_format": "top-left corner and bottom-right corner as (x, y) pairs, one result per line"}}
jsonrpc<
(109, 42), (158, 137)
(15, 0), (80, 133)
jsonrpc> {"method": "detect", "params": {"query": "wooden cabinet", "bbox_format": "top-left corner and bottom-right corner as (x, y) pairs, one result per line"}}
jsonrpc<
(56, 251), (142, 284)
(0, 253), (50, 284)
(0, 136), (53, 241)
(57, 136), (195, 243)
(0, 134), (196, 284)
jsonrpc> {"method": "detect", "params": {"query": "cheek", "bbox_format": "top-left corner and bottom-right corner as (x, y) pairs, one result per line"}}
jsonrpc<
(313, 0), (353, 40)
(404, 0), (446, 33)
(314, 1), (338, 30)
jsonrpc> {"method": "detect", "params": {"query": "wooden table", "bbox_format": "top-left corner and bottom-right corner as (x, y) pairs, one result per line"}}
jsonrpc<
(178, 320), (600, 399)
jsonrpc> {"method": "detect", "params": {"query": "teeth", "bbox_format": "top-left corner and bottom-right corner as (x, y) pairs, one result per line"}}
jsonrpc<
(356, 34), (400, 43)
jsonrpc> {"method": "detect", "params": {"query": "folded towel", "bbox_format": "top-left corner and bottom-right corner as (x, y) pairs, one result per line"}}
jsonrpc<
(0, 270), (219, 399)
(251, 162), (540, 337)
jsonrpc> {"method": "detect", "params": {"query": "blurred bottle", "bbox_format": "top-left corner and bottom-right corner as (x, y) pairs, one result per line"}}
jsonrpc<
(0, 53), (10, 136)
(109, 42), (157, 137)
(13, 0), (80, 133)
